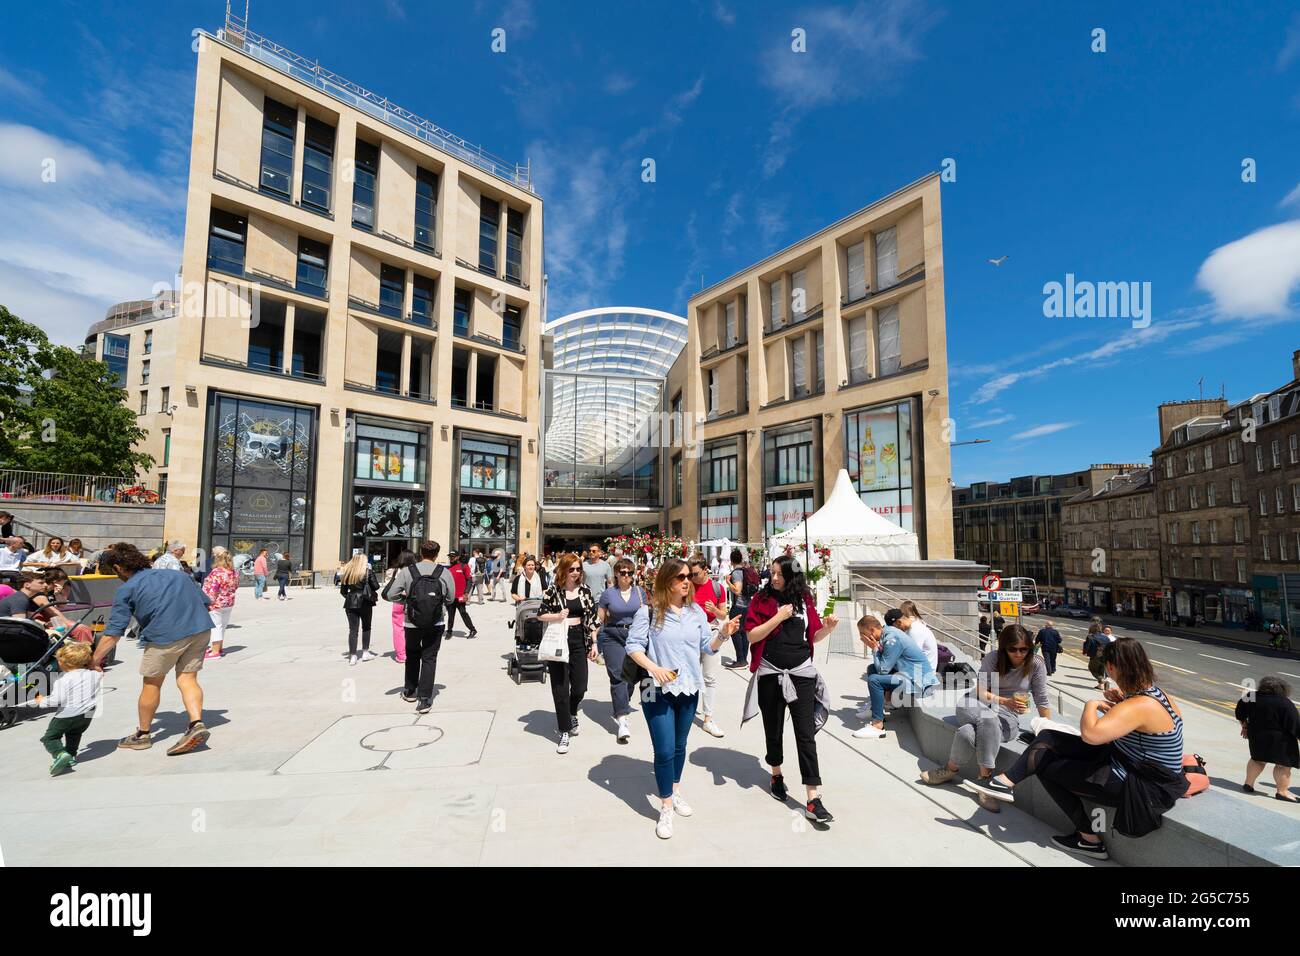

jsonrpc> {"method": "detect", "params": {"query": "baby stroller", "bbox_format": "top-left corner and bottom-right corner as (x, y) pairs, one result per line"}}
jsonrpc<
(0, 617), (64, 729)
(506, 598), (547, 685)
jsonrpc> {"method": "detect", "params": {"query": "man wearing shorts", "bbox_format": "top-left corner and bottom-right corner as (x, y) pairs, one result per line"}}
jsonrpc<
(91, 542), (215, 756)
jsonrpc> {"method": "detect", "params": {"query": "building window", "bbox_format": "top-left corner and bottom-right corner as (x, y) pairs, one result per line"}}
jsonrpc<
(702, 497), (740, 540)
(1163, 456), (1173, 479)
(814, 329), (825, 393)
(1211, 559), (1220, 581)
(1209, 520), (1217, 544)
(505, 208), (524, 282)
(765, 422), (815, 487)
(410, 274), (436, 327)
(160, 386), (170, 415)
(1231, 478), (1241, 503)
(1171, 558), (1179, 577)
(414, 167), (439, 251)
(874, 225), (898, 289)
(295, 237), (329, 297)
(769, 276), (785, 330)
(1191, 558), (1200, 578)
(1234, 516), (1244, 543)
(1281, 534), (1289, 562)
(1237, 558), (1247, 583)
(700, 439), (739, 496)
(1203, 445), (1213, 469)
(791, 268), (807, 321)
(454, 288), (472, 336)
(162, 428), (171, 467)
(1277, 486), (1286, 514)
(790, 336), (808, 398)
(1206, 482), (1216, 507)
(876, 303), (901, 376)
(458, 436), (516, 492)
(1189, 486), (1199, 509)
(259, 98), (296, 199)
(1228, 437), (1240, 464)
(138, 390), (148, 415)
(141, 359), (150, 385)
(475, 354), (496, 410)
(1185, 451), (1195, 473)
(301, 117), (334, 212)
(1256, 445), (1265, 473)
(207, 208), (247, 275)
(1292, 434), (1299, 465)
(1191, 521), (1200, 544)
(672, 453), (682, 507)
(352, 139), (379, 230)
(1260, 489), (1268, 516)
(1169, 522), (1178, 545)
(1270, 394), (1282, 421)
(502, 305), (522, 351)
(1272, 439), (1282, 468)
(846, 240), (867, 302)
(845, 399), (915, 531)
(846, 315), (870, 385)
(103, 333), (129, 386)
(724, 300), (739, 349)
(1166, 490), (1176, 511)
(1294, 484), (1300, 512)
(143, 329), (153, 355)
(479, 196), (500, 274)
(670, 391), (682, 446)
(1262, 536), (1271, 561)
(379, 265), (405, 318)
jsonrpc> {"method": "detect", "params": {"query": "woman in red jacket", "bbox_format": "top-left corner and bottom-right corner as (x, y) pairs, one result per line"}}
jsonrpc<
(742, 553), (839, 825)
(445, 550), (477, 639)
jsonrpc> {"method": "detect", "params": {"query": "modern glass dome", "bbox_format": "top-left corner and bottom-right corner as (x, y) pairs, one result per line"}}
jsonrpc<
(542, 307), (688, 508)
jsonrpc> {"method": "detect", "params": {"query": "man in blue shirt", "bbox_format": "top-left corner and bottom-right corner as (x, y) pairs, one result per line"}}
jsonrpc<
(853, 608), (938, 739)
(91, 542), (214, 756)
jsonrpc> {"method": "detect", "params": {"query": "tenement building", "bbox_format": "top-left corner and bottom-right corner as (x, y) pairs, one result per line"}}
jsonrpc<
(953, 465), (1140, 600)
(1060, 466), (1162, 616)
(666, 174), (954, 556)
(1153, 356), (1300, 628)
(164, 21), (543, 567)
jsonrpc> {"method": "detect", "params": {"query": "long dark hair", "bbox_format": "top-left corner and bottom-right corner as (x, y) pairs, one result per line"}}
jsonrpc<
(763, 554), (809, 607)
(392, 549), (417, 572)
(1101, 637), (1156, 694)
(996, 623), (1036, 677)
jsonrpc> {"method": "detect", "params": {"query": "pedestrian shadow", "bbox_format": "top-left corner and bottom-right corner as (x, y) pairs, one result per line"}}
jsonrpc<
(219, 644), (247, 657)
(77, 707), (233, 760)
(587, 753), (659, 821)
(517, 708), (561, 741)
(383, 683), (445, 697)
(688, 746), (770, 791)
(577, 698), (620, 736)
(928, 813), (1113, 865)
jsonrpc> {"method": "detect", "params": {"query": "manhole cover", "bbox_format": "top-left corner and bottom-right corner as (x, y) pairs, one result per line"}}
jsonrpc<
(360, 724), (444, 752)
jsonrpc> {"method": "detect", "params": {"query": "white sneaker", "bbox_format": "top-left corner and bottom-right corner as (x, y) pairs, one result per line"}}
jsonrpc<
(349, 654), (359, 667)
(361, 650), (378, 662)
(656, 806), (674, 839)
(700, 719), (726, 738)
(852, 724), (886, 739)
(616, 717), (630, 743)
(556, 732), (570, 755)
(672, 793), (694, 817)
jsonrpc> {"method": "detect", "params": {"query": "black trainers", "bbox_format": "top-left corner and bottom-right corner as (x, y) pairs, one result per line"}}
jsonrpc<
(1051, 833), (1108, 860)
(400, 690), (417, 703)
(570, 716), (580, 736)
(416, 699), (432, 714)
(770, 773), (788, 801)
(966, 774), (1016, 803)
(804, 797), (834, 824)
(468, 630), (478, 640)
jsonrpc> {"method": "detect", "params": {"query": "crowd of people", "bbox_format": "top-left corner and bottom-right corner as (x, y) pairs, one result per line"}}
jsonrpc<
(5, 528), (1297, 860)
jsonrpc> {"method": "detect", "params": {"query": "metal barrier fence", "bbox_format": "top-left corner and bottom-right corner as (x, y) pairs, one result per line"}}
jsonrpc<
(0, 471), (159, 505)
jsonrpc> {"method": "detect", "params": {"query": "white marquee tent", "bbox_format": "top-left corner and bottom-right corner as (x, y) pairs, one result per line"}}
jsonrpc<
(768, 469), (920, 570)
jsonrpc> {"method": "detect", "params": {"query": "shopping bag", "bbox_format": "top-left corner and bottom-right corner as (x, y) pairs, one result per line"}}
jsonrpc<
(537, 620), (570, 663)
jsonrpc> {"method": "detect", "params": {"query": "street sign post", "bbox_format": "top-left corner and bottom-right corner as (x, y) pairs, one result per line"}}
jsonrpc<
(982, 573), (1001, 592)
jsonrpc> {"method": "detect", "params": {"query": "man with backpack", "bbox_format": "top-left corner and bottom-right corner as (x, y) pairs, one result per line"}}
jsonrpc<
(724, 548), (760, 669)
(385, 540), (453, 713)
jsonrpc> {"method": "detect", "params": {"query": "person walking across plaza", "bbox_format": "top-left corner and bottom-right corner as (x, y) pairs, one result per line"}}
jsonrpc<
(252, 548), (269, 600)
(724, 548), (757, 669)
(385, 541), (452, 714)
(338, 553), (380, 665)
(687, 554), (728, 738)
(470, 547), (487, 604)
(626, 558), (738, 838)
(275, 551), (293, 600)
(1236, 675), (1300, 802)
(1034, 620), (1062, 676)
(201, 546), (239, 660)
(445, 550), (477, 639)
(511, 555), (545, 602)
(151, 540), (186, 573)
(17, 641), (102, 776)
(382, 550), (417, 663)
(538, 553), (599, 753)
(91, 542), (214, 756)
(582, 543), (614, 595)
(742, 553), (838, 824)
(597, 557), (646, 744)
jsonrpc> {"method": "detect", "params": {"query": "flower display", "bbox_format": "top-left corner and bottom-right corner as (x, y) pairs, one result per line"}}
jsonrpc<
(604, 533), (691, 562)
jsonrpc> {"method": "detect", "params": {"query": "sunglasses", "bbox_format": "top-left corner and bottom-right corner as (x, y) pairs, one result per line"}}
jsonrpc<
(673, 572), (690, 581)
(1007, 646), (1030, 654)
(617, 570), (632, 576)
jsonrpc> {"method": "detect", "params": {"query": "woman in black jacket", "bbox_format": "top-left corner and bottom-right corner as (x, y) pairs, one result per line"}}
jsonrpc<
(338, 553), (380, 666)
(1237, 676), (1300, 802)
(537, 552), (599, 754)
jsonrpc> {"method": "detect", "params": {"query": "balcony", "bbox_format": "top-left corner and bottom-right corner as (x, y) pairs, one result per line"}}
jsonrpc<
(205, 261), (330, 303)
(347, 296), (438, 330)
(452, 326), (525, 354)
(212, 168), (335, 221)
(840, 267), (926, 312)
(764, 303), (824, 337)
(344, 379), (437, 405)
(372, 227), (440, 259)
(201, 354), (326, 384)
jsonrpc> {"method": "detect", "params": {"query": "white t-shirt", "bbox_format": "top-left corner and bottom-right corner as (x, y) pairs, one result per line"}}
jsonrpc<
(908, 619), (939, 671)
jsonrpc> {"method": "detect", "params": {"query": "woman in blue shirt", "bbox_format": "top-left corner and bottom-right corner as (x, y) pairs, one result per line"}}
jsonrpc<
(627, 557), (739, 840)
(597, 558), (647, 745)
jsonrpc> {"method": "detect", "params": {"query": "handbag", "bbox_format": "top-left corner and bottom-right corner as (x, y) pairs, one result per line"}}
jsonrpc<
(538, 620), (570, 663)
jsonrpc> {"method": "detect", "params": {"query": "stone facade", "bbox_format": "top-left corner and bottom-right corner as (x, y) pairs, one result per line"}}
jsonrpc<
(1060, 467), (1162, 616)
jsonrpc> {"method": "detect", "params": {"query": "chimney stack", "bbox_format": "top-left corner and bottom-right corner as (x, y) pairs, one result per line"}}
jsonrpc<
(1292, 349), (1300, 382)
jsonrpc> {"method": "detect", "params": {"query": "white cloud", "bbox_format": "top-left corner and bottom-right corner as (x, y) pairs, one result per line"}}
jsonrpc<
(967, 318), (1205, 405)
(1279, 12), (1300, 70)
(758, 0), (940, 176)
(1012, 422), (1078, 441)
(0, 123), (182, 345)
(1281, 182), (1300, 209)
(1195, 220), (1300, 318)
(603, 72), (635, 95)
(623, 76), (705, 151)
(713, 2), (736, 26)
(975, 413), (1014, 428)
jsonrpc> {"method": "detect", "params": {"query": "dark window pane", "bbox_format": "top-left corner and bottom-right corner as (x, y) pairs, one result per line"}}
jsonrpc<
(379, 264), (404, 318)
(260, 99), (296, 198)
(295, 237), (329, 297)
(479, 196), (499, 273)
(207, 208), (247, 275)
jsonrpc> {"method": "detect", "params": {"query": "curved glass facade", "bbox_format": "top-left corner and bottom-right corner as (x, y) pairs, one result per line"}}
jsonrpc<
(542, 308), (687, 512)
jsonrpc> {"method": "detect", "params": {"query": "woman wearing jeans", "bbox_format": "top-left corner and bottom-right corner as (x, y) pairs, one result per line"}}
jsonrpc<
(275, 553), (293, 600)
(538, 553), (599, 754)
(338, 553), (380, 666)
(597, 558), (646, 745)
(626, 558), (738, 840)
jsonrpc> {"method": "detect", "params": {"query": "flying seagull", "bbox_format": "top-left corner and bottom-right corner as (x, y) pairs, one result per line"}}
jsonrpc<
(987, 255), (1009, 266)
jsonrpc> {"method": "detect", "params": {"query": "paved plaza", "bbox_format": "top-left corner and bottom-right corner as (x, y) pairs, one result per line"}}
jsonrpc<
(0, 587), (1128, 868)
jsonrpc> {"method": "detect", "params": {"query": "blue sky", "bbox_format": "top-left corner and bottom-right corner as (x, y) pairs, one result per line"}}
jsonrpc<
(2, 0), (1299, 485)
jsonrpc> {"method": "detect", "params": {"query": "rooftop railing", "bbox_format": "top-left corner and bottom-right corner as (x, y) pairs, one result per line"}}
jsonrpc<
(217, 11), (533, 193)
(0, 470), (160, 505)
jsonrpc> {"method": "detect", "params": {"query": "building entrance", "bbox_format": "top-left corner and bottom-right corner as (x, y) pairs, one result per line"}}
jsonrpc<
(542, 518), (662, 557)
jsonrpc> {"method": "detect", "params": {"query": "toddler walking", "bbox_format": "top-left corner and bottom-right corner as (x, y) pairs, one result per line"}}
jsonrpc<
(20, 642), (102, 775)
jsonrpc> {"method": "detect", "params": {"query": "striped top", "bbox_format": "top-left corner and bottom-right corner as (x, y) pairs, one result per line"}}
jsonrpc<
(1110, 686), (1183, 780)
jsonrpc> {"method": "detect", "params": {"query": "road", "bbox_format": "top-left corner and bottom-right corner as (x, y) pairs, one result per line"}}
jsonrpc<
(1028, 613), (1300, 718)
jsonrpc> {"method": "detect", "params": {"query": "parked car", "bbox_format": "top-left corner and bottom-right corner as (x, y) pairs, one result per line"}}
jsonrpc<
(1058, 605), (1091, 619)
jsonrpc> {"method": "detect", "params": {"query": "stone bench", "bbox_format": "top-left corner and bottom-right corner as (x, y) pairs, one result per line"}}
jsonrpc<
(904, 699), (1297, 867)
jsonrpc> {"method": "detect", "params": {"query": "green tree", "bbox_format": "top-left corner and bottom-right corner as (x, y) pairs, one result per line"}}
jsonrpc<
(0, 306), (153, 476)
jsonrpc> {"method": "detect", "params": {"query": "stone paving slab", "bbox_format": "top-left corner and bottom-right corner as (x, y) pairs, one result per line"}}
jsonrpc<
(0, 589), (1179, 866)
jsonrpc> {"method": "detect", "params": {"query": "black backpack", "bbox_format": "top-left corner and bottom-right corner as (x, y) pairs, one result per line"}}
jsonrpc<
(742, 566), (761, 598)
(405, 565), (450, 628)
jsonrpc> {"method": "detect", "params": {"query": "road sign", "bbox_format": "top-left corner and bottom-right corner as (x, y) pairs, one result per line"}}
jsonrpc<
(990, 590), (1022, 603)
(982, 573), (1001, 591)
(998, 601), (1020, 618)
